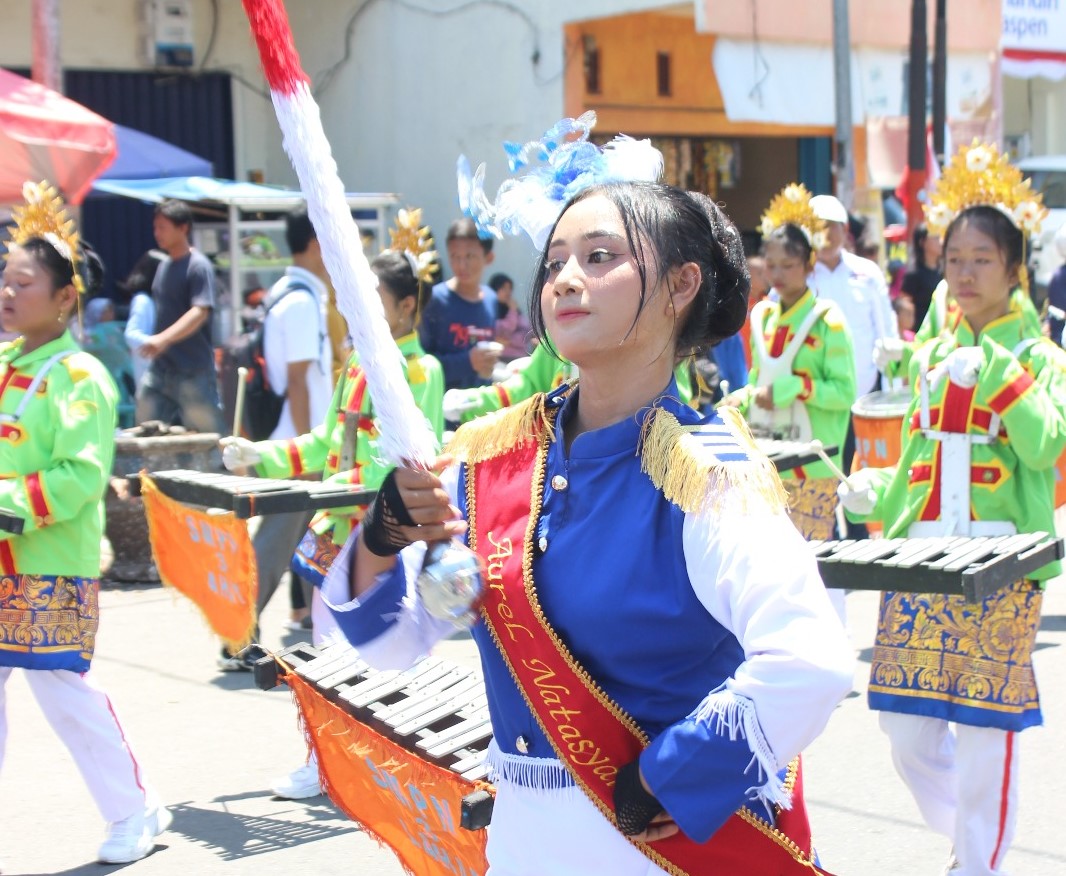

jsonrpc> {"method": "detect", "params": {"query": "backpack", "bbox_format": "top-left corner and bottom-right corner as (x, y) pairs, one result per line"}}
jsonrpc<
(220, 280), (313, 440)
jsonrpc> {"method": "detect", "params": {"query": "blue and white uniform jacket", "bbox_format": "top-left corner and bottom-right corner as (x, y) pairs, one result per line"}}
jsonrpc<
(322, 382), (853, 843)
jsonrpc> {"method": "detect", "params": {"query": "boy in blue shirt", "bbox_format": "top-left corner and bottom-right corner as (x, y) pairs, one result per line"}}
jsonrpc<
(418, 218), (499, 390)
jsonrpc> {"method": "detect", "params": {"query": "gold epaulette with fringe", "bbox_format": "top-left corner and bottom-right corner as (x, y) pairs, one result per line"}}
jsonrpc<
(640, 405), (788, 515)
(445, 392), (556, 464)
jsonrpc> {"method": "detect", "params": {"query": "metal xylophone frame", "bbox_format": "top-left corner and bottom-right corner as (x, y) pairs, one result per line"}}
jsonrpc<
(128, 469), (377, 518)
(809, 532), (1064, 603)
(255, 641), (495, 831)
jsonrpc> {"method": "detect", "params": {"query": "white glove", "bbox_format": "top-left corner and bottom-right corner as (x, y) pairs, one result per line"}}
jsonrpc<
(220, 436), (261, 471)
(443, 388), (479, 422)
(836, 478), (878, 516)
(929, 346), (985, 391)
(873, 337), (906, 371)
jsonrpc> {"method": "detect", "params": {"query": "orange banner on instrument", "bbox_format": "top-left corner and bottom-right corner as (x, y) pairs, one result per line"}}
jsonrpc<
(289, 674), (489, 876)
(141, 474), (257, 651)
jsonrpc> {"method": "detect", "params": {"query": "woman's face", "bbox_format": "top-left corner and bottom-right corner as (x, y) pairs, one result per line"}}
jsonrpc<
(1, 247), (70, 342)
(540, 194), (672, 368)
(763, 238), (810, 304)
(943, 219), (1016, 333)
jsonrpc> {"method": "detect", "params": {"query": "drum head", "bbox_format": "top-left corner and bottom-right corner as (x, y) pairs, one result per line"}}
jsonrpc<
(852, 388), (912, 419)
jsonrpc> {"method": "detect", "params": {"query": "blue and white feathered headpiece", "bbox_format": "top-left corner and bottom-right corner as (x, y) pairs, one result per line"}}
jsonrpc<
(457, 111), (664, 250)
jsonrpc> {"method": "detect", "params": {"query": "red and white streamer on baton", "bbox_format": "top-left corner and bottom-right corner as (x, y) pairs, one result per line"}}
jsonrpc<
(241, 0), (436, 469)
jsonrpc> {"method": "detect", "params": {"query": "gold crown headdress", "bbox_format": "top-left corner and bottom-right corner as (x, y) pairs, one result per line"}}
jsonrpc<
(759, 183), (827, 265)
(387, 207), (438, 285)
(924, 140), (1047, 239)
(6, 181), (84, 294)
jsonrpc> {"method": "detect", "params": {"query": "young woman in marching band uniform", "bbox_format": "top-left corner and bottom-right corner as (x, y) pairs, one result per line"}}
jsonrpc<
(874, 280), (1041, 380)
(840, 142), (1066, 876)
(0, 183), (168, 864)
(219, 221), (444, 799)
(321, 166), (854, 872)
(723, 184), (857, 546)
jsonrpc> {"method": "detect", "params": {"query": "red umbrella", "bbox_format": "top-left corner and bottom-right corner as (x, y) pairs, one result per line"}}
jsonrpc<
(0, 68), (116, 205)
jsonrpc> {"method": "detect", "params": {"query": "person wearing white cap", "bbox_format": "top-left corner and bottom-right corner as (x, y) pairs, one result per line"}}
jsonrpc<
(809, 195), (898, 397)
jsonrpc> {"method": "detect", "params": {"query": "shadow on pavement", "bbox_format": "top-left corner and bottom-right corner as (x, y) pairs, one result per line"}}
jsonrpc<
(153, 799), (357, 862)
(1040, 613), (1066, 632)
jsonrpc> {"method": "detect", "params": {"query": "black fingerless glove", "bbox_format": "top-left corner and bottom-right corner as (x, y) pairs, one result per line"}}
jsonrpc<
(360, 468), (417, 557)
(613, 759), (664, 836)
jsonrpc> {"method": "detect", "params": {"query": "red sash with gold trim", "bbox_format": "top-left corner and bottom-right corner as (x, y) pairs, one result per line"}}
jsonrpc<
(467, 430), (831, 876)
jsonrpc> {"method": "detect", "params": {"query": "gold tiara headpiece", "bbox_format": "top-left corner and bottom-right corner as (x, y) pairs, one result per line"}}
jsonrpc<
(7, 181), (84, 294)
(387, 207), (438, 286)
(925, 140), (1046, 238)
(760, 183), (827, 264)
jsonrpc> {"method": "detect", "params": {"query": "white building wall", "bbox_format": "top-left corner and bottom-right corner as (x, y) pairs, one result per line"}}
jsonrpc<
(1, 0), (685, 293)
(1004, 76), (1066, 158)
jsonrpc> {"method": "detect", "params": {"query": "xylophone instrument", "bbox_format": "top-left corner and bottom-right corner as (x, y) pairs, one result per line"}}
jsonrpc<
(755, 439), (839, 474)
(809, 532), (1064, 603)
(129, 470), (376, 518)
(255, 640), (494, 830)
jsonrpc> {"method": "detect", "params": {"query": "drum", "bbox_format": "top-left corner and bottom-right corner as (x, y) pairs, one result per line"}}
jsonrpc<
(851, 388), (912, 471)
(1056, 452), (1066, 509)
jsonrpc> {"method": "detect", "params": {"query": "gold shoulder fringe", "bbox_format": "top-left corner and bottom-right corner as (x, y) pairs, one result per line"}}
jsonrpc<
(640, 406), (788, 515)
(446, 392), (555, 463)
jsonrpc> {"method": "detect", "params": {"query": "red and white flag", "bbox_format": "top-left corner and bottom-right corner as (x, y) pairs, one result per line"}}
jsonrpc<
(241, 0), (436, 468)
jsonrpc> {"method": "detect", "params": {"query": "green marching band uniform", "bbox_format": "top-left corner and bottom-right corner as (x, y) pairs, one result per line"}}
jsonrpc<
(735, 288), (856, 539)
(0, 332), (117, 672)
(848, 297), (1066, 729)
(886, 280), (1041, 381)
(253, 332), (444, 583)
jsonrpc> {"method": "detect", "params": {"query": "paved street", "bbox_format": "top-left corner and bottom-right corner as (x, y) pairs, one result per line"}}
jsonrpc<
(3, 533), (1065, 876)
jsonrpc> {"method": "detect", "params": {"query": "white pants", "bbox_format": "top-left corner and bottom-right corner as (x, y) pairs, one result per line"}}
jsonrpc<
(485, 779), (669, 876)
(880, 712), (1019, 876)
(0, 666), (148, 822)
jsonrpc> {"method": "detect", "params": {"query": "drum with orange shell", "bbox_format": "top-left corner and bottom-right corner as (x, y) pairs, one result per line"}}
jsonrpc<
(851, 388), (912, 472)
(1056, 454), (1066, 509)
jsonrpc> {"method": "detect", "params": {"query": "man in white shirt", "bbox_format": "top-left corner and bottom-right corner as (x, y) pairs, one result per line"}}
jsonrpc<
(218, 207), (333, 672)
(262, 212), (333, 440)
(810, 195), (898, 399)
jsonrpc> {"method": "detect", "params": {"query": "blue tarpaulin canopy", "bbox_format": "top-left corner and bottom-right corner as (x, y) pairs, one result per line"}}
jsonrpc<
(90, 175), (300, 204)
(97, 125), (213, 181)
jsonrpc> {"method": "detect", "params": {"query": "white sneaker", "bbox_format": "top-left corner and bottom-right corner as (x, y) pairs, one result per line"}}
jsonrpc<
(146, 800), (173, 838)
(98, 808), (152, 864)
(271, 762), (322, 799)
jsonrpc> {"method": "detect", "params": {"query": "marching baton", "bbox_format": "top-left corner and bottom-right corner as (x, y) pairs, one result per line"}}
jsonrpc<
(807, 438), (855, 490)
(233, 366), (249, 437)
